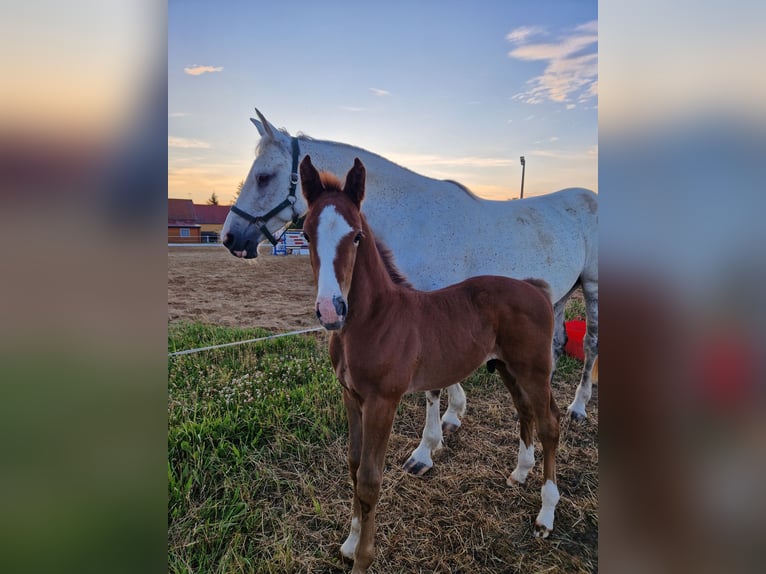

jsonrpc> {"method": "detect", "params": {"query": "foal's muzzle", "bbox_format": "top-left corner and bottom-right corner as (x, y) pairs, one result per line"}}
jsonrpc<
(316, 296), (347, 330)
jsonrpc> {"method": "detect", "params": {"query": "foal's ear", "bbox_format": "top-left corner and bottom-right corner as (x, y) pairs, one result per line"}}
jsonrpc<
(300, 155), (324, 205)
(343, 158), (366, 207)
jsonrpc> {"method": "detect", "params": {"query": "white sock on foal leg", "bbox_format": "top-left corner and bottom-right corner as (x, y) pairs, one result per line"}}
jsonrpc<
(441, 383), (466, 432)
(404, 391), (443, 474)
(507, 439), (535, 485)
(534, 480), (560, 537)
(340, 517), (360, 559)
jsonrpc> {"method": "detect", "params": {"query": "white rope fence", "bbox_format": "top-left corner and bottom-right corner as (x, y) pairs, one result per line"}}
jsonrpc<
(168, 326), (324, 357)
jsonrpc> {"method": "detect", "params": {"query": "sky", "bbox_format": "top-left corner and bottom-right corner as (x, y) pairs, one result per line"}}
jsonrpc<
(168, 1), (598, 204)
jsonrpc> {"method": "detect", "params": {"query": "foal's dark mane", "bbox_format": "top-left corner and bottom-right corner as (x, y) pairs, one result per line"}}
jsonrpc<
(374, 239), (414, 289)
(318, 172), (414, 290)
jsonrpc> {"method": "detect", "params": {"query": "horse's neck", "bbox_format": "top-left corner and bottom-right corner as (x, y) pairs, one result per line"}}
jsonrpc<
(346, 217), (397, 323)
(301, 137), (389, 179)
(299, 137), (457, 204)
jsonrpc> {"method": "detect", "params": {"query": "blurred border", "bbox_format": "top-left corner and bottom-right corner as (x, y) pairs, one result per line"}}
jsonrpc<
(2, 1), (765, 572)
(600, 2), (765, 572)
(1, 2), (167, 572)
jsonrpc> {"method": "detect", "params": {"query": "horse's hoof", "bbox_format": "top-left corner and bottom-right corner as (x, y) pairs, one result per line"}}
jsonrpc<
(567, 408), (587, 421)
(402, 458), (432, 476)
(533, 522), (553, 539)
(441, 421), (460, 437)
(339, 548), (354, 563)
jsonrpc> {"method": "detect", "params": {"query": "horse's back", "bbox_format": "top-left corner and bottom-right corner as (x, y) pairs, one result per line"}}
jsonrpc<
(456, 190), (597, 299)
(441, 274), (554, 327)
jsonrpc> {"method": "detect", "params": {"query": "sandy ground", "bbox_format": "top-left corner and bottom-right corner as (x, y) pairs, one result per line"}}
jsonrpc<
(168, 245), (586, 331)
(168, 246), (318, 332)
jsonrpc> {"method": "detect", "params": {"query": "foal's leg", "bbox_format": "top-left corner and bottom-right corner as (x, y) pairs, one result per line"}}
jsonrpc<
(496, 364), (537, 485)
(567, 277), (599, 420)
(533, 387), (561, 538)
(353, 396), (397, 574)
(403, 390), (443, 476)
(340, 388), (363, 561)
(441, 382), (467, 435)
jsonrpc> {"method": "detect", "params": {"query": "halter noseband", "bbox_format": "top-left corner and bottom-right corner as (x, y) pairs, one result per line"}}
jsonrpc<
(230, 137), (301, 246)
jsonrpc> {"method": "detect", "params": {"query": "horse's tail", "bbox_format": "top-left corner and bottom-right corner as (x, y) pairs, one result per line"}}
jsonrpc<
(523, 277), (553, 303)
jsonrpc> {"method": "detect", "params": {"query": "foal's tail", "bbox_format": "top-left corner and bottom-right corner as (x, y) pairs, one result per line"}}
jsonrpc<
(523, 277), (553, 303)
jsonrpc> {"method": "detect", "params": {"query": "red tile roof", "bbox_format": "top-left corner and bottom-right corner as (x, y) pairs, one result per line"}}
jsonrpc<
(168, 198), (197, 224)
(194, 204), (230, 225)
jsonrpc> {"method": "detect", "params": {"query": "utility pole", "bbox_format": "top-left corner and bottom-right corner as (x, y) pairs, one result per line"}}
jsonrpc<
(519, 156), (526, 198)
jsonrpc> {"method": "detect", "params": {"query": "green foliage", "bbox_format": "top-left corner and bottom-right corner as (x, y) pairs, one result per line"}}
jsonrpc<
(168, 323), (344, 573)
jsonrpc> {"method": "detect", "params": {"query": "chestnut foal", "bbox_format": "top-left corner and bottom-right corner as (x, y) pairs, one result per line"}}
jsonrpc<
(300, 156), (561, 573)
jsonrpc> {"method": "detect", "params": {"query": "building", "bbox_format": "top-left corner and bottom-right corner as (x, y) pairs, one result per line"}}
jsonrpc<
(168, 199), (230, 243)
(194, 204), (230, 243)
(168, 199), (201, 243)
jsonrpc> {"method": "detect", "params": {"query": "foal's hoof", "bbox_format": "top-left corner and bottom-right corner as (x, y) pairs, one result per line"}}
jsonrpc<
(441, 421), (460, 437)
(533, 521), (553, 539)
(506, 474), (526, 487)
(402, 458), (432, 476)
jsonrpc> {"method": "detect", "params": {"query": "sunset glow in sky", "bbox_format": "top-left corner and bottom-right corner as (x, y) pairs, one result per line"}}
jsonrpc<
(169, 1), (597, 204)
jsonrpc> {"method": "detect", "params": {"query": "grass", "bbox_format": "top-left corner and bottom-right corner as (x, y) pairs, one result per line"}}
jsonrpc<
(168, 314), (597, 573)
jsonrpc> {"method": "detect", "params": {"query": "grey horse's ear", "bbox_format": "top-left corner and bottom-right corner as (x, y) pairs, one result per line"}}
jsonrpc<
(251, 108), (274, 139)
(300, 155), (324, 205)
(343, 158), (366, 207)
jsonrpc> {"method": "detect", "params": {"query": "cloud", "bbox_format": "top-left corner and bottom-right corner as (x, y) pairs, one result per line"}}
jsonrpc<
(184, 65), (223, 76)
(575, 21), (598, 34)
(506, 25), (545, 44)
(369, 88), (390, 96)
(388, 153), (515, 169)
(508, 20), (597, 106)
(339, 106), (365, 112)
(527, 146), (596, 161)
(168, 136), (210, 149)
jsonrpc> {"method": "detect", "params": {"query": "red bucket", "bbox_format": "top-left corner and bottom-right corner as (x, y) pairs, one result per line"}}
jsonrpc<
(565, 320), (586, 360)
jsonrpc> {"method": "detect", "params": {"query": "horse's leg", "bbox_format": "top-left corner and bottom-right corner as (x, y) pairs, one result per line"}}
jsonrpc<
(441, 383), (467, 435)
(567, 277), (599, 420)
(496, 363), (537, 485)
(340, 388), (363, 561)
(353, 395), (397, 574)
(403, 390), (443, 476)
(533, 386), (561, 538)
(552, 297), (569, 366)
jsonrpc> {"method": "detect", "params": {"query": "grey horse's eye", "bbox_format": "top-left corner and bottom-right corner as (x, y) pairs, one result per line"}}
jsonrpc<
(256, 173), (273, 187)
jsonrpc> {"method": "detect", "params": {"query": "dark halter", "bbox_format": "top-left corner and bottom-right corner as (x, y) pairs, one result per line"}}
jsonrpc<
(229, 137), (301, 246)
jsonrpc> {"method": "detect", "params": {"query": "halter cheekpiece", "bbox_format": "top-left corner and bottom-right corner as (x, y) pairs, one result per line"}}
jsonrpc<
(230, 137), (301, 246)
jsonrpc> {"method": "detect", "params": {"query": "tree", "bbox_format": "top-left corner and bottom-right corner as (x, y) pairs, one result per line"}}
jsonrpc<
(207, 191), (219, 206)
(233, 180), (244, 203)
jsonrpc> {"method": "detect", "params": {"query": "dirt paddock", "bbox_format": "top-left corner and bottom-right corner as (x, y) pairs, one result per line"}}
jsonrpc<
(168, 246), (318, 332)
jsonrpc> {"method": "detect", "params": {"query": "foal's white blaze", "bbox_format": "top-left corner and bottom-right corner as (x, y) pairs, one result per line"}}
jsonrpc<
(340, 517), (360, 559)
(315, 205), (353, 324)
(508, 439), (535, 485)
(535, 479), (560, 536)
